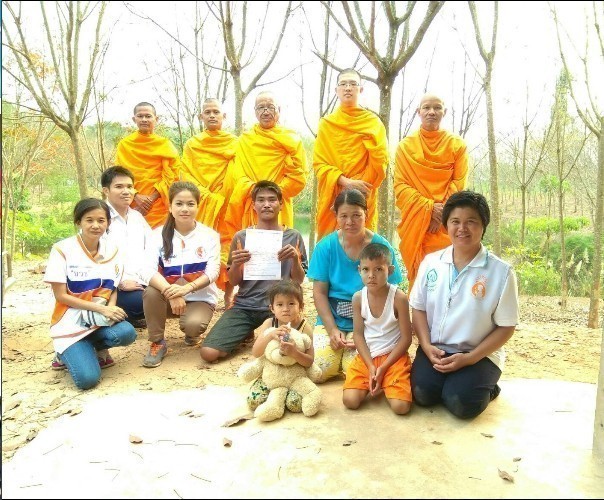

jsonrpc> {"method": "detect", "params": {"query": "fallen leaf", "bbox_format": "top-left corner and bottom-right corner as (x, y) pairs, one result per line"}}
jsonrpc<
(188, 412), (204, 418)
(223, 437), (232, 447)
(68, 408), (82, 417)
(342, 440), (357, 446)
(49, 397), (62, 407)
(179, 410), (193, 416)
(513, 457), (522, 462)
(129, 434), (143, 444)
(431, 441), (443, 445)
(222, 412), (254, 427)
(4, 398), (21, 412)
(498, 468), (515, 483)
(26, 428), (38, 442)
(481, 433), (494, 438)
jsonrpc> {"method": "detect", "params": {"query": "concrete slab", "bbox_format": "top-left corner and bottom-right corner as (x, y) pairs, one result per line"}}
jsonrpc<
(2, 379), (603, 498)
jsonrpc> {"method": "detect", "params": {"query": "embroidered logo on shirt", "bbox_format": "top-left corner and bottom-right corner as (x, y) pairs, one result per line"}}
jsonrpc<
(426, 268), (438, 292)
(471, 275), (487, 299)
(196, 246), (205, 259)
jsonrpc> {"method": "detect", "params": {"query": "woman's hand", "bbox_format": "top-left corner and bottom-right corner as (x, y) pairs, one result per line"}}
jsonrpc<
(329, 328), (349, 350)
(162, 284), (189, 300)
(169, 296), (186, 315)
(99, 305), (127, 323)
(433, 352), (471, 373)
(423, 344), (446, 365)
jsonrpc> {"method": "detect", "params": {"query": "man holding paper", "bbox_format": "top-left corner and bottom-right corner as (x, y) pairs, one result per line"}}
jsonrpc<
(200, 181), (307, 362)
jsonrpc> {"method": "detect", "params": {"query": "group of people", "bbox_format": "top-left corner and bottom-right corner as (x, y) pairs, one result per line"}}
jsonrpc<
(44, 68), (518, 420)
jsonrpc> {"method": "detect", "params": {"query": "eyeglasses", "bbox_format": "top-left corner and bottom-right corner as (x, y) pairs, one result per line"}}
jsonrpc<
(337, 81), (360, 88)
(255, 105), (277, 113)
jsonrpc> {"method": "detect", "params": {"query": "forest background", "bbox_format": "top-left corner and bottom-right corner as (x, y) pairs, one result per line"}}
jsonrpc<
(2, 0), (603, 329)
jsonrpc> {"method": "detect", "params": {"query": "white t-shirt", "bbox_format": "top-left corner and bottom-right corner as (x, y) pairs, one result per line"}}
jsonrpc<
(103, 203), (152, 285)
(141, 222), (220, 306)
(409, 244), (519, 369)
(44, 235), (123, 354)
(361, 284), (400, 358)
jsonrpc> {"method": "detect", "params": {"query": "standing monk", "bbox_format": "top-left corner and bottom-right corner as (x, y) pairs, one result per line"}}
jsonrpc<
(394, 93), (469, 292)
(313, 68), (388, 241)
(222, 91), (307, 246)
(115, 102), (181, 229)
(181, 98), (238, 305)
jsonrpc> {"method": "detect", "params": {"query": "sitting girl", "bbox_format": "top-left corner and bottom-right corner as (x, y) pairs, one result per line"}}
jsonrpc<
(45, 198), (137, 390)
(247, 280), (314, 412)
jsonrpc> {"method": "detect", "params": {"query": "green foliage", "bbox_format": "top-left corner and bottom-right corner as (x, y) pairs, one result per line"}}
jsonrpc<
(514, 259), (560, 296)
(15, 211), (74, 256)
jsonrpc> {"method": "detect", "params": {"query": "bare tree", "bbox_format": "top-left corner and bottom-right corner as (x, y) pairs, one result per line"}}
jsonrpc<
(320, 0), (445, 237)
(206, 1), (295, 133)
(468, 0), (501, 255)
(450, 53), (485, 139)
(554, 2), (604, 331)
(2, 1), (108, 198)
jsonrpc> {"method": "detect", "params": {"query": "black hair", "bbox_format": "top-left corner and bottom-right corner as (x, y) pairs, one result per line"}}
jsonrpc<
(101, 166), (135, 188)
(268, 280), (304, 309)
(442, 191), (491, 237)
(359, 242), (392, 264)
(73, 198), (110, 225)
(333, 189), (367, 214)
(133, 102), (156, 115)
(161, 182), (201, 260)
(251, 180), (283, 202)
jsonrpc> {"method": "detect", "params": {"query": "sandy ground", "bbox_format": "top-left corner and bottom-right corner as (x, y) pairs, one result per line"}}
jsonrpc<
(2, 259), (603, 469)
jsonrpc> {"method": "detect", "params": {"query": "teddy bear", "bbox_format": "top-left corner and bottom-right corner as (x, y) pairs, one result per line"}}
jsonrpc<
(237, 326), (322, 422)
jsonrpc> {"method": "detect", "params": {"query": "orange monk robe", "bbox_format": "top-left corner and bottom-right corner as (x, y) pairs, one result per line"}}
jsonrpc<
(181, 129), (238, 230)
(394, 128), (468, 290)
(181, 129), (237, 291)
(222, 123), (307, 243)
(115, 131), (181, 229)
(313, 106), (388, 240)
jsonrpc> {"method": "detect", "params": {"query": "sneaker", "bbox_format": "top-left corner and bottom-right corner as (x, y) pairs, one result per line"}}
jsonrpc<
(184, 336), (202, 346)
(97, 349), (115, 369)
(130, 318), (147, 329)
(143, 340), (167, 368)
(490, 384), (501, 401)
(51, 354), (66, 371)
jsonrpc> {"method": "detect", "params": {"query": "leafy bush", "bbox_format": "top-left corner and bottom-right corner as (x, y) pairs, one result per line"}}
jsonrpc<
(15, 212), (74, 256)
(514, 260), (560, 296)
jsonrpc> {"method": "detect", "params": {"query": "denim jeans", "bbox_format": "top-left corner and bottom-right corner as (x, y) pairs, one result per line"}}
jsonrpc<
(116, 288), (145, 322)
(58, 321), (137, 390)
(411, 346), (502, 419)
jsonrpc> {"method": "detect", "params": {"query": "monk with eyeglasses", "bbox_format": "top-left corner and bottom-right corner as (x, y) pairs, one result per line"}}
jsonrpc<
(313, 68), (389, 241)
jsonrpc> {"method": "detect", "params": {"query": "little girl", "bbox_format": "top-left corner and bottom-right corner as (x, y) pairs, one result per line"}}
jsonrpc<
(248, 280), (314, 411)
(45, 198), (137, 390)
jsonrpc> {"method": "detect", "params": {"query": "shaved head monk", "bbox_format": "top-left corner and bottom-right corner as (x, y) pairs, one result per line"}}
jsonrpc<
(394, 93), (469, 292)
(115, 102), (181, 228)
(313, 68), (388, 241)
(222, 91), (307, 254)
(181, 98), (238, 305)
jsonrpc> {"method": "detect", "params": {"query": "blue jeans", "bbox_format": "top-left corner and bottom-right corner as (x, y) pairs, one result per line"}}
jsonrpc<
(116, 288), (145, 322)
(411, 346), (502, 419)
(58, 321), (137, 390)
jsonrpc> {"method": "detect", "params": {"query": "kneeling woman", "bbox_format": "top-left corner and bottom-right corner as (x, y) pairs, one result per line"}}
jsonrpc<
(140, 181), (220, 368)
(44, 198), (137, 390)
(410, 191), (519, 419)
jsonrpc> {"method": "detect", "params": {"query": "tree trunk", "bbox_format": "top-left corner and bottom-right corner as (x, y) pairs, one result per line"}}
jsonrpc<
(558, 189), (568, 310)
(520, 185), (526, 246)
(69, 130), (88, 198)
(232, 70), (244, 135)
(485, 77), (501, 255)
(377, 77), (394, 239)
(588, 124), (604, 328)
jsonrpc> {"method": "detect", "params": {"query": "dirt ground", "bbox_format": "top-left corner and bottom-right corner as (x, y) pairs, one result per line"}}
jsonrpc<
(2, 259), (603, 464)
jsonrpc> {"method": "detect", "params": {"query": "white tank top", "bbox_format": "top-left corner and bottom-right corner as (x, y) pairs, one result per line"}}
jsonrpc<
(361, 284), (400, 358)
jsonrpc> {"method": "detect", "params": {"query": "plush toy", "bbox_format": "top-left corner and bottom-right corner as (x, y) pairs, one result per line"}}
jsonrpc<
(238, 327), (322, 422)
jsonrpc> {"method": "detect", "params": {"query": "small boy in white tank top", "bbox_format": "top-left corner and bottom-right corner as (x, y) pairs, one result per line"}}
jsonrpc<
(343, 243), (413, 414)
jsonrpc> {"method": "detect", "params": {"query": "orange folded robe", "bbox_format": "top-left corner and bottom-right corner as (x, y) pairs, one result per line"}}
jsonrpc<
(181, 129), (237, 290)
(394, 128), (468, 290)
(115, 131), (181, 229)
(222, 123), (307, 248)
(313, 106), (388, 240)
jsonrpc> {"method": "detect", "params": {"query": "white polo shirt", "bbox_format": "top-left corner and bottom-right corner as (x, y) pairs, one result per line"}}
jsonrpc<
(103, 203), (152, 285)
(409, 244), (519, 369)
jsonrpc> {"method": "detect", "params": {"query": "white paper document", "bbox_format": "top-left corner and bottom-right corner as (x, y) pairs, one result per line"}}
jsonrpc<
(243, 228), (283, 280)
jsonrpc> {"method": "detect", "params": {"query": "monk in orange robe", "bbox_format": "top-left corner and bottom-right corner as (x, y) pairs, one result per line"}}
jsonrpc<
(222, 91), (307, 245)
(115, 102), (181, 229)
(313, 68), (388, 241)
(181, 98), (237, 303)
(394, 93), (469, 291)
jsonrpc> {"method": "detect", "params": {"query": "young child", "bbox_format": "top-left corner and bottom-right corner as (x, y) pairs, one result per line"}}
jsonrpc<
(247, 280), (314, 412)
(343, 243), (413, 414)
